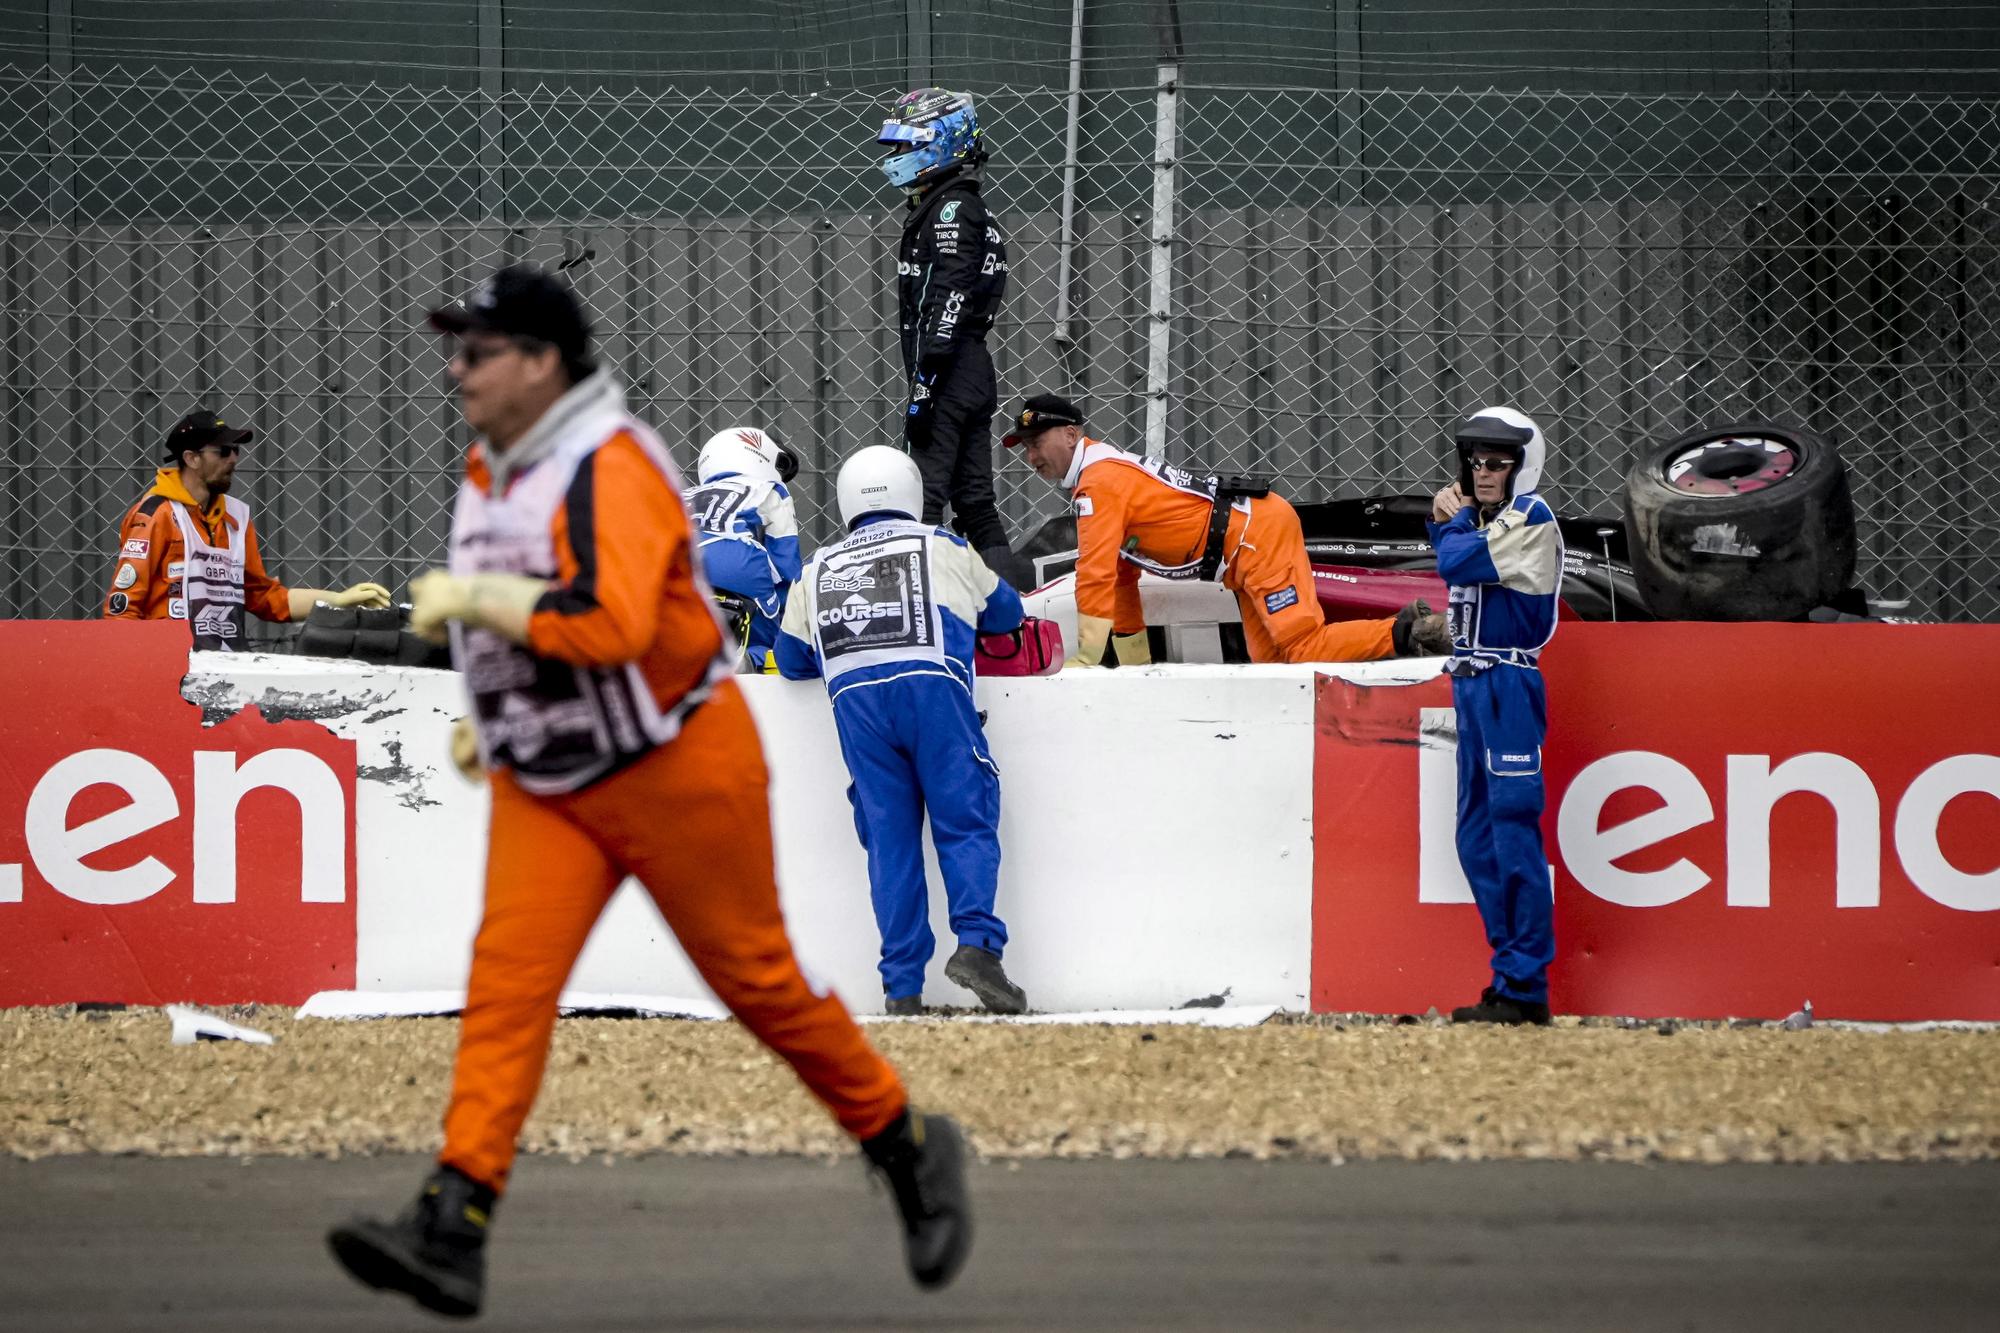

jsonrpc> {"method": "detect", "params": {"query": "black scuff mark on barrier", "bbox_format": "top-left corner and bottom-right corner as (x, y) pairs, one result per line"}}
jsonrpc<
(360, 707), (406, 725)
(1214, 732), (1236, 740)
(1180, 987), (1233, 1010)
(356, 738), (440, 811)
(182, 677), (397, 729)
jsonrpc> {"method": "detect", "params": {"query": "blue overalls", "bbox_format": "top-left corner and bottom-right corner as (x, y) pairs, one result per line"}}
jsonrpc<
(687, 472), (801, 662)
(1428, 487), (1563, 1005)
(775, 515), (1024, 1000)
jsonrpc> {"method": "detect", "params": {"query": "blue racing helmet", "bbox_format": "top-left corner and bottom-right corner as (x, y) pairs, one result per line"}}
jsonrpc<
(878, 88), (983, 190)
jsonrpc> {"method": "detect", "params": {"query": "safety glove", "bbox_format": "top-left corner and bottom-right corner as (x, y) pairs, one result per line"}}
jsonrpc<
(903, 372), (937, 448)
(447, 715), (483, 782)
(1111, 629), (1152, 666)
(1392, 599), (1453, 657)
(1064, 613), (1112, 668)
(287, 581), (392, 619)
(408, 570), (548, 645)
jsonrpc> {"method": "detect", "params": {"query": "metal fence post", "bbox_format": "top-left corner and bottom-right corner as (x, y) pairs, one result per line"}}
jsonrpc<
(1144, 4), (1182, 463)
(1051, 0), (1086, 370)
(45, 0), (73, 225)
(1335, 0), (1362, 208)
(478, 0), (504, 223)
(907, 0), (931, 89)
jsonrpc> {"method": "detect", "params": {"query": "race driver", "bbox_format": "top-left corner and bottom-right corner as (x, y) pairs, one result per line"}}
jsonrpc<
(878, 87), (1033, 590)
(104, 410), (389, 648)
(325, 264), (971, 1317)
(1008, 393), (1447, 666)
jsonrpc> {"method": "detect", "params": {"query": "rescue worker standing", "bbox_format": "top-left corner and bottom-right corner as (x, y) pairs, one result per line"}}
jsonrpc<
(877, 87), (1032, 591)
(775, 446), (1028, 1017)
(104, 410), (389, 647)
(326, 266), (971, 1317)
(1008, 394), (1446, 666)
(1427, 407), (1563, 1026)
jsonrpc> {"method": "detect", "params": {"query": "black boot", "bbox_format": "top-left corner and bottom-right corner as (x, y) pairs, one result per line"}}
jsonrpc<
(863, 1108), (972, 1290)
(944, 944), (1028, 1014)
(1450, 987), (1552, 1026)
(885, 994), (926, 1016)
(328, 1164), (494, 1318)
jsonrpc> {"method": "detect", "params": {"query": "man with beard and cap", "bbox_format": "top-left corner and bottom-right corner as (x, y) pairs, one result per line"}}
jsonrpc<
(877, 87), (1033, 591)
(1427, 406), (1564, 1026)
(324, 264), (972, 1319)
(104, 410), (390, 648)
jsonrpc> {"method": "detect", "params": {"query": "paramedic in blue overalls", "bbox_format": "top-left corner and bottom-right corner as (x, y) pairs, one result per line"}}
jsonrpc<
(1426, 407), (1564, 1026)
(688, 426), (802, 666)
(776, 445), (1028, 1016)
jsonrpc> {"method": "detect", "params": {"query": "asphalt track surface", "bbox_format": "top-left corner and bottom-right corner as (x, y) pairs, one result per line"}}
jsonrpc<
(4, 1156), (1997, 1332)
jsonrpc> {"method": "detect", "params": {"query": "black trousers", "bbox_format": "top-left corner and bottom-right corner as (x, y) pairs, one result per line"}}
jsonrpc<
(909, 341), (1008, 553)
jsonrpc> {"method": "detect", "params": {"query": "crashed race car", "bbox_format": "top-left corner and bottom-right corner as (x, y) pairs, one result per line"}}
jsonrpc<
(1016, 422), (1879, 663)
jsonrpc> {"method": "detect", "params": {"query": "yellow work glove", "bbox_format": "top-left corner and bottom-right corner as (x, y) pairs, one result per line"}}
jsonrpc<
(448, 715), (483, 783)
(287, 582), (392, 619)
(408, 570), (548, 645)
(332, 581), (392, 609)
(1111, 629), (1152, 666)
(1064, 614), (1113, 668)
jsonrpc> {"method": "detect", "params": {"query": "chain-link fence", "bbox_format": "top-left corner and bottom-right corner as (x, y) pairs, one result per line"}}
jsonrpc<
(3, 63), (1996, 626)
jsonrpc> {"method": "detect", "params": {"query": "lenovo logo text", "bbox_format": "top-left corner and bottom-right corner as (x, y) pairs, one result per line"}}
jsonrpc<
(1559, 750), (2000, 912)
(0, 747), (347, 907)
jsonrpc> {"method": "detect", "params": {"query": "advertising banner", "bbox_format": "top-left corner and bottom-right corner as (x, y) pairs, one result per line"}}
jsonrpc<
(0, 622), (357, 1004)
(1313, 624), (2000, 1021)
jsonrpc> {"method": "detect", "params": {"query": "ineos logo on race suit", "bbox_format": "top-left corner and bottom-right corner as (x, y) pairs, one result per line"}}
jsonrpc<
(814, 537), (935, 660)
(897, 260), (923, 278)
(937, 290), (965, 338)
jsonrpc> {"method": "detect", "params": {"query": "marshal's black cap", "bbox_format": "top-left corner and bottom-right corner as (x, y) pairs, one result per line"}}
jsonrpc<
(427, 263), (592, 363)
(1001, 393), (1085, 447)
(162, 409), (253, 463)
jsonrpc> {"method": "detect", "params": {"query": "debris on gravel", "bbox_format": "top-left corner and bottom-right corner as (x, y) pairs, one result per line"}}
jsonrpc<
(3, 1007), (1993, 1165)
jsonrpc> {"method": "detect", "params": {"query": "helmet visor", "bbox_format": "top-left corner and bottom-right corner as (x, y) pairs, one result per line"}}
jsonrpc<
(878, 120), (935, 146)
(1454, 417), (1534, 454)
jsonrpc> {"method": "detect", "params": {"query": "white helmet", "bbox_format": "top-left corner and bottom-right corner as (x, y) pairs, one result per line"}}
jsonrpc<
(697, 426), (794, 485)
(837, 445), (923, 528)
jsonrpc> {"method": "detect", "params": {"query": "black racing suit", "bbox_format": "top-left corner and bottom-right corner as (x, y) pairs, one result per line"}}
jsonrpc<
(897, 171), (1014, 562)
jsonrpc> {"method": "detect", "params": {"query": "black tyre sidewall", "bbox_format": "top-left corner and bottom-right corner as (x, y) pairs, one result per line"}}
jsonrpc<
(1624, 422), (1857, 621)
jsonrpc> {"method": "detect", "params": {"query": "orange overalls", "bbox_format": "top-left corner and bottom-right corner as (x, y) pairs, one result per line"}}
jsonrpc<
(1069, 440), (1395, 664)
(104, 468), (291, 625)
(439, 389), (904, 1193)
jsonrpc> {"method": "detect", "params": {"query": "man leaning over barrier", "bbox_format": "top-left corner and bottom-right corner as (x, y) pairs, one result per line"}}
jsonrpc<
(776, 445), (1028, 1018)
(103, 410), (388, 649)
(1008, 393), (1449, 666)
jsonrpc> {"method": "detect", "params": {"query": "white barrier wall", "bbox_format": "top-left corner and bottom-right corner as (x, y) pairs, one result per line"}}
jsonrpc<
(186, 655), (1436, 1013)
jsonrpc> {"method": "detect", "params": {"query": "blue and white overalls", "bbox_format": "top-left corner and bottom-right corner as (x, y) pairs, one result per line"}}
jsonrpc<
(1426, 436), (1564, 1006)
(686, 471), (801, 662)
(775, 515), (1023, 1000)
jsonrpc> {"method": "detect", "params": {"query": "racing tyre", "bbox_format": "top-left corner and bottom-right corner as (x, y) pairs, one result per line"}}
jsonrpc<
(1623, 422), (1856, 621)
